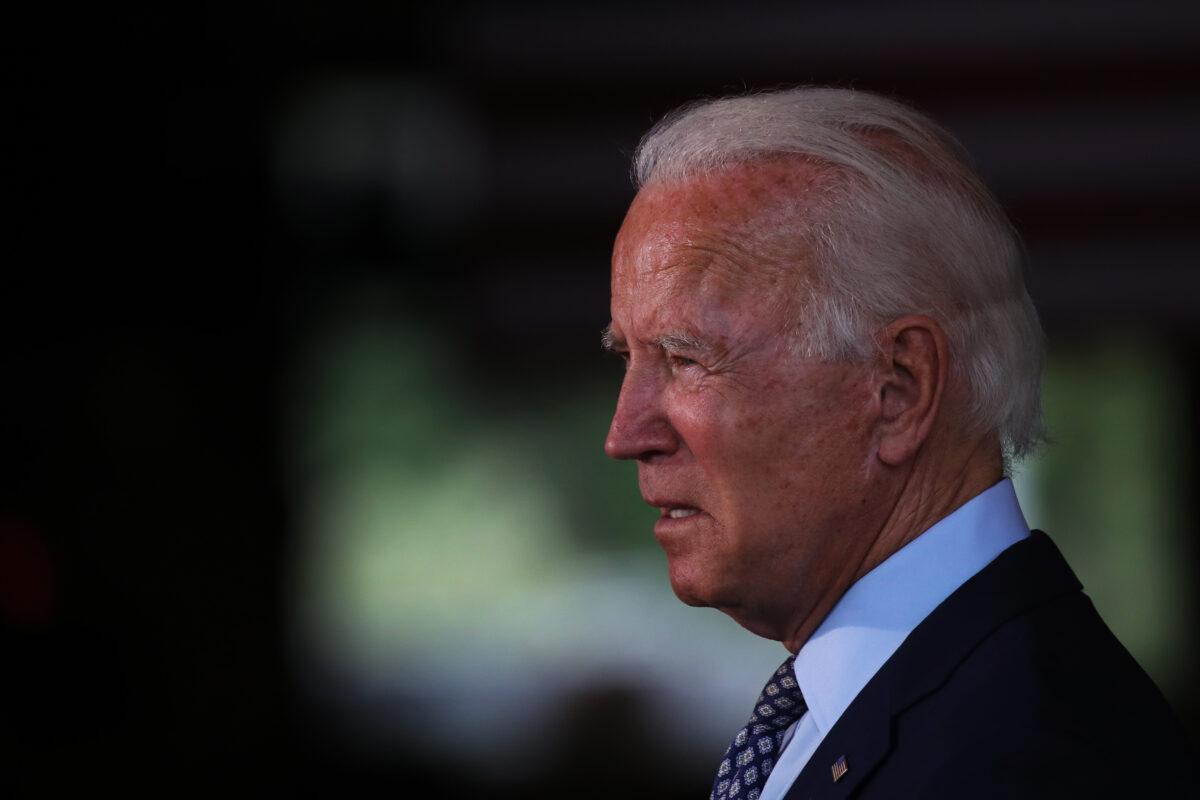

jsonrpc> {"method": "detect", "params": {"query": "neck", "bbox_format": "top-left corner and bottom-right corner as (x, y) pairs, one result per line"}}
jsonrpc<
(781, 433), (1003, 653)
(858, 434), (1003, 580)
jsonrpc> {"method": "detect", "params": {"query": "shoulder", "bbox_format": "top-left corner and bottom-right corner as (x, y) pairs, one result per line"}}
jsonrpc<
(878, 590), (1192, 797)
(785, 534), (1195, 800)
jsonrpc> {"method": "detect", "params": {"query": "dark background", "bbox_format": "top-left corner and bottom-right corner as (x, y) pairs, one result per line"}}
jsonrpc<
(4, 2), (1198, 794)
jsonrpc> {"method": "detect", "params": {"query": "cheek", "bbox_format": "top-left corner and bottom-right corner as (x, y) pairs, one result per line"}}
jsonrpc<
(667, 366), (872, 495)
(699, 398), (808, 509)
(733, 378), (871, 491)
(728, 376), (823, 454)
(666, 386), (729, 447)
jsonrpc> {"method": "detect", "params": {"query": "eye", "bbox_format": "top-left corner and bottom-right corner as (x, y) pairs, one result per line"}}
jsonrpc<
(669, 354), (702, 371)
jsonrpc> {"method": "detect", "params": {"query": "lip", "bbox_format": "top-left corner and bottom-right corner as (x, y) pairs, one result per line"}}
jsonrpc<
(645, 496), (709, 536)
(643, 495), (702, 516)
(653, 510), (710, 540)
(641, 490), (707, 532)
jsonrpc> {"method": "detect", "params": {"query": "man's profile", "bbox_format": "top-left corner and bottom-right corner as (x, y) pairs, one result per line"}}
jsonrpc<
(602, 88), (1190, 799)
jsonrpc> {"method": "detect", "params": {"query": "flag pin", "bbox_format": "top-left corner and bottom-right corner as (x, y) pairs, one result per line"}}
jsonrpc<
(831, 755), (849, 783)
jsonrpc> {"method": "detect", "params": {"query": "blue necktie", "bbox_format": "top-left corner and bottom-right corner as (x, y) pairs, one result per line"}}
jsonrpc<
(711, 656), (808, 800)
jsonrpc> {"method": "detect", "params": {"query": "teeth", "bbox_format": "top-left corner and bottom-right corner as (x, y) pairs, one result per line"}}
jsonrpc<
(668, 508), (699, 519)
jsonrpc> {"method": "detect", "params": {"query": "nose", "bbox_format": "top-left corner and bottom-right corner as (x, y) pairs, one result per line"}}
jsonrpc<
(604, 363), (678, 461)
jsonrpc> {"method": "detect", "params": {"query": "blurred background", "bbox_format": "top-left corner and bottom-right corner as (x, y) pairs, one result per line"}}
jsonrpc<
(4, 1), (1198, 794)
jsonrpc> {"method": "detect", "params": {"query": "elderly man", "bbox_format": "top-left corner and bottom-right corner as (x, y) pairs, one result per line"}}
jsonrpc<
(603, 88), (1189, 799)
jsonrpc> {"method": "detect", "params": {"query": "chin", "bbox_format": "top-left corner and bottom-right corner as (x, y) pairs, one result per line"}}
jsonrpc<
(666, 560), (723, 608)
(668, 560), (782, 639)
(662, 561), (734, 609)
(670, 583), (713, 608)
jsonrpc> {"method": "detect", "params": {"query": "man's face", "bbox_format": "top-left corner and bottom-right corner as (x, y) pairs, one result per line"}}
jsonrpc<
(604, 163), (886, 639)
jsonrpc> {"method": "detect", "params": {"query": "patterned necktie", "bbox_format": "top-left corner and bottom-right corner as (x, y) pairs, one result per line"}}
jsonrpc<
(711, 655), (808, 800)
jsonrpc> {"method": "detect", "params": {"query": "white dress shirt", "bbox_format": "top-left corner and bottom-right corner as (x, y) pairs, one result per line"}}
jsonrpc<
(758, 478), (1031, 800)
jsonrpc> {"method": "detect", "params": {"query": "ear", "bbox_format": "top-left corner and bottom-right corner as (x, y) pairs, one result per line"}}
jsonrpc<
(875, 315), (949, 466)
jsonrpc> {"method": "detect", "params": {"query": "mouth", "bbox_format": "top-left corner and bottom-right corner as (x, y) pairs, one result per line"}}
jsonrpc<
(652, 503), (708, 545)
(643, 493), (708, 533)
(662, 506), (701, 519)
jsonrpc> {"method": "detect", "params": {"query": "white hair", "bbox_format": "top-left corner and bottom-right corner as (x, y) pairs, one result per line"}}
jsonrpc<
(633, 87), (1045, 460)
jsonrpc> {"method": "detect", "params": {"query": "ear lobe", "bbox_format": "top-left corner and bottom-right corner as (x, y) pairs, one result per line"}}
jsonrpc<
(875, 316), (948, 466)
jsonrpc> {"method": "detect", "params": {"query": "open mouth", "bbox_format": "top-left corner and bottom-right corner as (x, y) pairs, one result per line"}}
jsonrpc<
(665, 507), (700, 519)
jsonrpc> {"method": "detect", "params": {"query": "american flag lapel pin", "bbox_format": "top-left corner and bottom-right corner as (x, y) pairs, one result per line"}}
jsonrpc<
(831, 755), (849, 783)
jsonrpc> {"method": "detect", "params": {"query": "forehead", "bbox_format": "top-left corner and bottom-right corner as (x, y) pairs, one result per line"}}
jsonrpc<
(610, 159), (825, 335)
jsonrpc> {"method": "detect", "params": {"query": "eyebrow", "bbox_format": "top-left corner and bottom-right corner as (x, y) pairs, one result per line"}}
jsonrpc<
(653, 331), (710, 353)
(600, 324), (622, 352)
(600, 324), (713, 355)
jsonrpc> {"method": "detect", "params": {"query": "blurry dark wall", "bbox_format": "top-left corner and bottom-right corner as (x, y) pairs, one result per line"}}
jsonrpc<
(3, 2), (1198, 793)
(4, 6), (289, 787)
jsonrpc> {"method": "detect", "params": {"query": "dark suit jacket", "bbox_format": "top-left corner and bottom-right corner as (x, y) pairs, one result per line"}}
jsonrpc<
(782, 531), (1193, 799)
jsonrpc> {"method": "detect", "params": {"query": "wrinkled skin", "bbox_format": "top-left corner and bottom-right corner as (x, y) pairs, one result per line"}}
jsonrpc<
(604, 161), (901, 648)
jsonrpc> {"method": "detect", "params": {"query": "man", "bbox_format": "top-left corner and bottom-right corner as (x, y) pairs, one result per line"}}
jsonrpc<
(602, 88), (1191, 798)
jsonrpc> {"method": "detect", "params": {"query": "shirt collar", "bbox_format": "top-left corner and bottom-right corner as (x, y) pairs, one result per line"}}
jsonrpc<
(792, 478), (1030, 736)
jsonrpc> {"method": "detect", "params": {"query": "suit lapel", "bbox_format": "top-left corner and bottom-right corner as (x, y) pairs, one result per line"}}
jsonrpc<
(781, 675), (892, 799)
(781, 531), (1082, 799)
